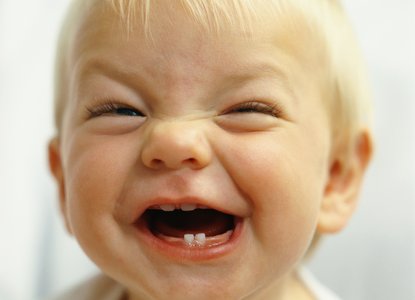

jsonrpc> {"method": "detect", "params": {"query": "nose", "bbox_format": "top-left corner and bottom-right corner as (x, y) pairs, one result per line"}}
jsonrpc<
(141, 120), (212, 170)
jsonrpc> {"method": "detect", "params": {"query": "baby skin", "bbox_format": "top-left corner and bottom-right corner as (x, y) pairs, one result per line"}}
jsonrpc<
(49, 1), (372, 299)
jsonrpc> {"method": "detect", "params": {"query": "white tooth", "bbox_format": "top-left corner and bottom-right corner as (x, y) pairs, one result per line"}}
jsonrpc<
(181, 203), (197, 211)
(184, 234), (195, 245)
(195, 233), (206, 245)
(160, 204), (175, 211)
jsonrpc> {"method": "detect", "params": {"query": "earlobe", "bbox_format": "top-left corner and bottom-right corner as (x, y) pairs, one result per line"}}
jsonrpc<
(317, 129), (373, 234)
(48, 137), (63, 188)
(48, 137), (72, 234)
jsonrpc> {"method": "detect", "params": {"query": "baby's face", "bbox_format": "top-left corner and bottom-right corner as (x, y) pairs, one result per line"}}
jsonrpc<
(53, 3), (333, 299)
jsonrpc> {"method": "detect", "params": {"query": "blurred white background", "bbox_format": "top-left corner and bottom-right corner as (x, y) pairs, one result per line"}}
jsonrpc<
(0, 1), (414, 299)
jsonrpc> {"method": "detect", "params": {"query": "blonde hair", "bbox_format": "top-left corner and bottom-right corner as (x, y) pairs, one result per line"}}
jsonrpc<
(54, 0), (371, 162)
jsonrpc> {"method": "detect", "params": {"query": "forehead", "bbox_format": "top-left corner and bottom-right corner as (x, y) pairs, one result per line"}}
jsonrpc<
(70, 1), (322, 89)
(71, 0), (317, 61)
(67, 0), (324, 107)
(75, 10), (275, 67)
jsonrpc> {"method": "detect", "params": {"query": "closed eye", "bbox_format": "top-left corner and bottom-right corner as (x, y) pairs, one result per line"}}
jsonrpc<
(86, 101), (145, 118)
(226, 101), (281, 118)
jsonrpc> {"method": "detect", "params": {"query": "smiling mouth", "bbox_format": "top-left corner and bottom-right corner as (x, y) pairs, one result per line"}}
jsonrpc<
(138, 204), (238, 248)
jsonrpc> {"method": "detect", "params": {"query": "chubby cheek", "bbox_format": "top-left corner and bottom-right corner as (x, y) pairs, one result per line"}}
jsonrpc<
(216, 130), (328, 265)
(62, 133), (139, 255)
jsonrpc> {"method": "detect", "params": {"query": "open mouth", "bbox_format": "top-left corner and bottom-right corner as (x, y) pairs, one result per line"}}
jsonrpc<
(139, 204), (239, 248)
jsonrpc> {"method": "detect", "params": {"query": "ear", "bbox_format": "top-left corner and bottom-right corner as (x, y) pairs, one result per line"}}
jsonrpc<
(317, 129), (373, 234)
(48, 137), (72, 234)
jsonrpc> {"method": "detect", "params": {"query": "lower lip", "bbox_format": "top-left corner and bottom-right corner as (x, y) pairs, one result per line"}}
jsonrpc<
(134, 217), (245, 261)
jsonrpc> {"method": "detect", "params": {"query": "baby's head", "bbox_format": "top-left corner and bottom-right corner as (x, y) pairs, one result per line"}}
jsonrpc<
(49, 0), (373, 299)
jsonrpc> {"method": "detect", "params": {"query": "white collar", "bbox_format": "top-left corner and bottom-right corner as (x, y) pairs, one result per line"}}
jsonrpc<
(297, 267), (342, 300)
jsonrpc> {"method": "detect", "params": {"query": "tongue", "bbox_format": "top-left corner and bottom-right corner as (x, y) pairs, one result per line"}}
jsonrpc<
(150, 209), (234, 238)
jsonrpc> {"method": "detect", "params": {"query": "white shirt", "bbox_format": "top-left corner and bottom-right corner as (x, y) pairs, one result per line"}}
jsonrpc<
(298, 268), (342, 300)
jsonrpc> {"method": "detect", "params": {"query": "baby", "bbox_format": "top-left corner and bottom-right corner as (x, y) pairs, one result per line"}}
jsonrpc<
(48, 0), (373, 299)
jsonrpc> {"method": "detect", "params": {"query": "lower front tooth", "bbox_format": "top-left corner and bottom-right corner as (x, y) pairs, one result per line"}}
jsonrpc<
(184, 234), (195, 245)
(195, 233), (206, 245)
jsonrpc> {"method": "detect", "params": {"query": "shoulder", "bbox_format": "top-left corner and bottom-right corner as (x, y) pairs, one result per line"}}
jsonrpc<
(298, 267), (342, 300)
(49, 274), (125, 300)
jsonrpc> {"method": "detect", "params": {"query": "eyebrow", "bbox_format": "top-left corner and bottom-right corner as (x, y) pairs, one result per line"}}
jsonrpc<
(218, 62), (296, 97)
(75, 57), (148, 89)
(74, 55), (297, 104)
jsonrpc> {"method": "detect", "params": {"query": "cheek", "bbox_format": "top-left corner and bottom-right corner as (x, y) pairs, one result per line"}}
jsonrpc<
(215, 129), (328, 260)
(62, 134), (139, 242)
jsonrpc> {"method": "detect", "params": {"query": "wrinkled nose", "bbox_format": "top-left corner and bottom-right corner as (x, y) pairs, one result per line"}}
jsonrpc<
(141, 121), (212, 170)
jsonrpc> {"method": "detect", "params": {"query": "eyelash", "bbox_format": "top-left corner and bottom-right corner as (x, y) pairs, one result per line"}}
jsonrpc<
(86, 101), (145, 118)
(226, 101), (281, 117)
(86, 100), (281, 119)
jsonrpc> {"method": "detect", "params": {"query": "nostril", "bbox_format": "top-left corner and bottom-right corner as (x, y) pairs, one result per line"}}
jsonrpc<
(150, 159), (163, 169)
(182, 157), (205, 169)
(186, 158), (197, 165)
